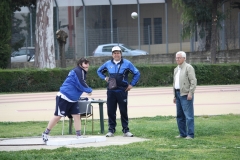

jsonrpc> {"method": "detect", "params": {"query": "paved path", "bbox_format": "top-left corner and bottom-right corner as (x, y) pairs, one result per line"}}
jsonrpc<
(0, 85), (240, 122)
(0, 135), (148, 151)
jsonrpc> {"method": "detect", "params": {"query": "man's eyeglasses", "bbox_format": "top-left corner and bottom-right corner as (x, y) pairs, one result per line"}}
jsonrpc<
(176, 57), (183, 60)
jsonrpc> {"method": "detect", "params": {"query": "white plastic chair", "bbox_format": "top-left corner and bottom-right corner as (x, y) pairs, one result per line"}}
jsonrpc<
(62, 101), (93, 135)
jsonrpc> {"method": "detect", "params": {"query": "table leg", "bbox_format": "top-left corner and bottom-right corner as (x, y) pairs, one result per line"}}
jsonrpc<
(69, 118), (73, 134)
(99, 103), (104, 134)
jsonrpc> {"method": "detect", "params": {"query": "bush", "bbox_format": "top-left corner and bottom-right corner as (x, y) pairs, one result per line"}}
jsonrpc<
(0, 0), (11, 69)
(0, 64), (239, 92)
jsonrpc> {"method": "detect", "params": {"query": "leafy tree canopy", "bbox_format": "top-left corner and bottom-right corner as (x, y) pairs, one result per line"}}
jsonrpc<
(11, 0), (36, 12)
(231, 2), (240, 9)
(172, 0), (226, 40)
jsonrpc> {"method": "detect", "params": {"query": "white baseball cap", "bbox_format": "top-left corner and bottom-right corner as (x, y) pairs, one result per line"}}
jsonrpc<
(112, 46), (122, 53)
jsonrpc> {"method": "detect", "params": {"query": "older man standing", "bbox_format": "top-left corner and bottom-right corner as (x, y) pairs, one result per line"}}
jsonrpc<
(173, 51), (197, 139)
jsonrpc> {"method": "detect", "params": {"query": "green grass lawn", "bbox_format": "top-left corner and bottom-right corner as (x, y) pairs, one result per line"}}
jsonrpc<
(0, 114), (240, 160)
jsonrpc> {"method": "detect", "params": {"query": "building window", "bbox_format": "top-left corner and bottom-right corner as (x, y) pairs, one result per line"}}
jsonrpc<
(143, 18), (152, 44)
(154, 18), (162, 44)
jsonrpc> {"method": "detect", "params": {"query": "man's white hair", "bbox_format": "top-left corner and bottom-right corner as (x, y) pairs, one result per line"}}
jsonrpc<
(176, 51), (186, 60)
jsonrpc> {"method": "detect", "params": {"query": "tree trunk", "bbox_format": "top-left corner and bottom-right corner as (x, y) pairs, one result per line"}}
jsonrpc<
(60, 43), (66, 68)
(56, 29), (68, 68)
(205, 22), (212, 51)
(197, 21), (213, 52)
(197, 24), (206, 51)
(35, 0), (55, 68)
(210, 0), (218, 64)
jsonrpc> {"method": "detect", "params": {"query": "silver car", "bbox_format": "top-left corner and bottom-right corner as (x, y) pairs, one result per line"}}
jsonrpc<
(11, 47), (35, 63)
(93, 43), (148, 57)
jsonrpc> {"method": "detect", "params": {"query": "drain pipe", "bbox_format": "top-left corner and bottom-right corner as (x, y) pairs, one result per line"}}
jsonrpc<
(82, 0), (86, 57)
(109, 0), (113, 43)
(165, 0), (168, 53)
(137, 0), (140, 49)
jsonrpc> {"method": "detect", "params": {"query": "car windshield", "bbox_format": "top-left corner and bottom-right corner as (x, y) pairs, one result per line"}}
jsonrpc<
(122, 45), (135, 51)
(12, 49), (27, 56)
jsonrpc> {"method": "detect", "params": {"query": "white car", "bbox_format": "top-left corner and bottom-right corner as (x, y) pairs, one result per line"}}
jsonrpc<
(93, 43), (148, 57)
(29, 55), (35, 62)
(11, 47), (35, 63)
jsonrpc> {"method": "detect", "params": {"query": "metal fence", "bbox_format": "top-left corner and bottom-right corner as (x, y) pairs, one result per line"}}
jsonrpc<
(12, 4), (240, 61)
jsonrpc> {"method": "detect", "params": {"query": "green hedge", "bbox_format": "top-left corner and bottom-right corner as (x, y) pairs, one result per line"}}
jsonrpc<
(0, 68), (68, 92)
(0, 64), (239, 92)
(193, 64), (240, 84)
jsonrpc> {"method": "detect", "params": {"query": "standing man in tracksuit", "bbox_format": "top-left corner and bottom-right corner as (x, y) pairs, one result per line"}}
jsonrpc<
(97, 46), (140, 137)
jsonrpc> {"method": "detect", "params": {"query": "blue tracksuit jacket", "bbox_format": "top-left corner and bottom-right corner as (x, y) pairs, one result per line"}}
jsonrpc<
(60, 66), (92, 101)
(97, 58), (140, 90)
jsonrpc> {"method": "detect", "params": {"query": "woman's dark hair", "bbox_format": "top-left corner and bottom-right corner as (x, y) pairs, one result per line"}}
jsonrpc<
(77, 58), (89, 66)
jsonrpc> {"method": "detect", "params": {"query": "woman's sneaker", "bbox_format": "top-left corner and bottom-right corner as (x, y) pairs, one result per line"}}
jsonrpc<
(123, 132), (134, 137)
(42, 132), (48, 142)
(106, 132), (114, 137)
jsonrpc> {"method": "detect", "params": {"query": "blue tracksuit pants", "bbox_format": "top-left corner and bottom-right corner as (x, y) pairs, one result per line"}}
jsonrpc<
(107, 90), (129, 133)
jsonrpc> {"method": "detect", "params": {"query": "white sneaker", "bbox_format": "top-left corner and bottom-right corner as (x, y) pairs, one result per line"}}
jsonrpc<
(123, 132), (134, 137)
(42, 132), (48, 142)
(77, 135), (83, 139)
(106, 132), (114, 137)
(175, 135), (185, 138)
(185, 136), (193, 139)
